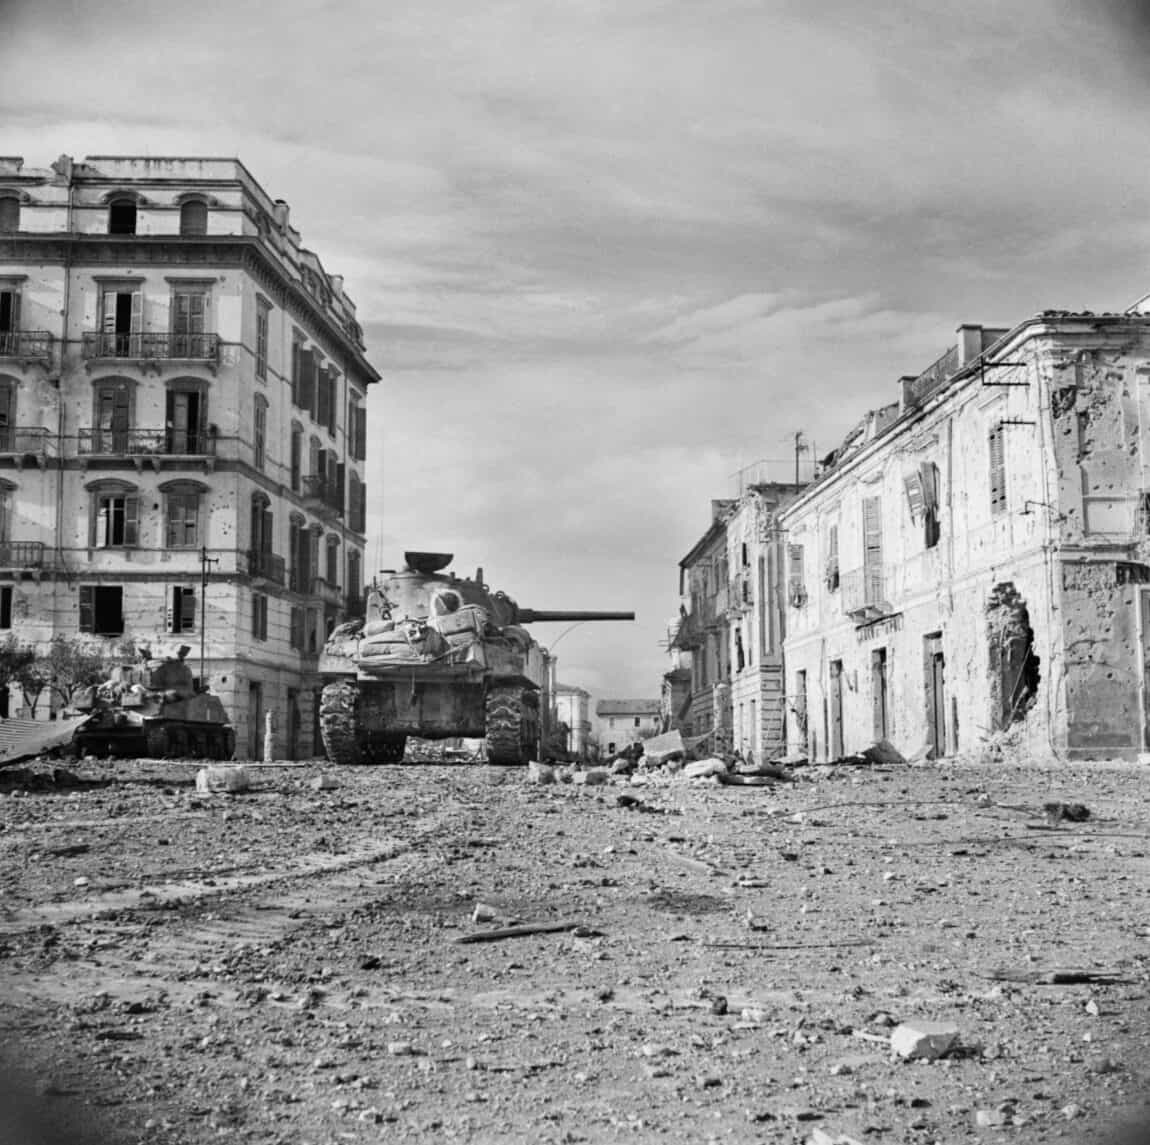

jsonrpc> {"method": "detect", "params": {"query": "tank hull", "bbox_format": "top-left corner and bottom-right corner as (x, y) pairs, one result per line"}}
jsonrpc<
(75, 717), (235, 760)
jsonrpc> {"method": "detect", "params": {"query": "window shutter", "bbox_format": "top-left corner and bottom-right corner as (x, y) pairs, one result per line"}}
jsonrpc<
(989, 427), (1006, 515)
(354, 405), (367, 460)
(181, 587), (197, 631)
(299, 349), (315, 411)
(862, 496), (883, 602)
(920, 462), (939, 513)
(336, 462), (346, 512)
(787, 543), (805, 602)
(316, 366), (329, 427)
(124, 496), (139, 546)
(327, 372), (338, 434)
(102, 292), (117, 334)
(8, 291), (19, 332)
(904, 471), (925, 520)
(166, 588), (177, 632)
(130, 290), (143, 341)
(79, 585), (95, 632)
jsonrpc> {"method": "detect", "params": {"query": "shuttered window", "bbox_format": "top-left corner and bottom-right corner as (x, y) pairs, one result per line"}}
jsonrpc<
(922, 462), (941, 548)
(255, 301), (270, 380)
(825, 524), (839, 590)
(165, 492), (200, 548)
(253, 396), (267, 470)
(787, 543), (806, 605)
(79, 586), (124, 635)
(252, 593), (268, 641)
(289, 605), (304, 650)
(351, 403), (367, 461)
(862, 496), (883, 604)
(167, 586), (197, 633)
(93, 494), (139, 548)
(298, 348), (316, 412)
(989, 426), (1007, 516)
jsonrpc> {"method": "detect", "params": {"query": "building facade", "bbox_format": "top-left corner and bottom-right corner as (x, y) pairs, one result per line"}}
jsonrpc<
(553, 683), (591, 759)
(780, 314), (1150, 763)
(0, 154), (378, 758)
(595, 698), (661, 756)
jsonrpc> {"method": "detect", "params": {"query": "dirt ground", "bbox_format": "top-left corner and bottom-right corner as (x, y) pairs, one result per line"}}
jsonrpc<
(1, 755), (1148, 1145)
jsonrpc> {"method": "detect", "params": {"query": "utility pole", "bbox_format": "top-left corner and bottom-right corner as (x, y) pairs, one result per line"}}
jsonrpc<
(199, 546), (220, 690)
(793, 430), (807, 487)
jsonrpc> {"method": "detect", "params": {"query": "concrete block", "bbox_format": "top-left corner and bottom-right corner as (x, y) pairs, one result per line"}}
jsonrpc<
(890, 1020), (960, 1060)
(195, 765), (250, 794)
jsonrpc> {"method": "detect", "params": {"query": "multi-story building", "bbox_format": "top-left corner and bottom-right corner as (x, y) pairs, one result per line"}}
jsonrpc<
(595, 698), (661, 757)
(553, 682), (591, 759)
(0, 154), (378, 758)
(780, 312), (1150, 762)
(669, 501), (735, 750)
(723, 481), (803, 762)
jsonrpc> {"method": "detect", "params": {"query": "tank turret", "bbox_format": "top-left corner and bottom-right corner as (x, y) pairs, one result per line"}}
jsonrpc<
(318, 553), (635, 766)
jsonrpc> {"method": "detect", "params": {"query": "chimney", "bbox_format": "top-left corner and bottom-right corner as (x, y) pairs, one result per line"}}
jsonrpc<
(899, 375), (919, 413)
(272, 199), (290, 230)
(330, 274), (344, 297)
(957, 324), (984, 367)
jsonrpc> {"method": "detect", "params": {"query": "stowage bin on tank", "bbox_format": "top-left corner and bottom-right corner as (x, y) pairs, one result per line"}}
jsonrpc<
(73, 646), (235, 760)
(318, 552), (635, 765)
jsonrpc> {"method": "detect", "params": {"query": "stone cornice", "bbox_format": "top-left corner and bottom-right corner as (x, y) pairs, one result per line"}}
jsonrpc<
(0, 233), (381, 386)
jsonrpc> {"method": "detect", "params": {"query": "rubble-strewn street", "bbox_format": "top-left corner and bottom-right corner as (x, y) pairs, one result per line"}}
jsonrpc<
(2, 757), (1149, 1144)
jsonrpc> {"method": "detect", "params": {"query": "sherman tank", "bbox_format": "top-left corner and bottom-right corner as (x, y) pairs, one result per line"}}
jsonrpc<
(318, 552), (634, 765)
(72, 648), (236, 760)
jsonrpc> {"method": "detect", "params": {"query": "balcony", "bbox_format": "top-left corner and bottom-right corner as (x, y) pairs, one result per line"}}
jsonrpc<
(0, 426), (56, 464)
(78, 427), (215, 458)
(311, 576), (342, 606)
(0, 541), (55, 577)
(0, 330), (54, 365)
(301, 475), (344, 519)
(81, 332), (219, 369)
(841, 565), (893, 624)
(245, 548), (286, 587)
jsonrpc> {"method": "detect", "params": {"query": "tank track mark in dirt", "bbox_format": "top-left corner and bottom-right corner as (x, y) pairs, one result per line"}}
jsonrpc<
(320, 680), (364, 765)
(484, 685), (539, 766)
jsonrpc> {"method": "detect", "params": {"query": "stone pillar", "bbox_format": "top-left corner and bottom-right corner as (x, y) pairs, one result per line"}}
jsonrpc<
(263, 710), (276, 763)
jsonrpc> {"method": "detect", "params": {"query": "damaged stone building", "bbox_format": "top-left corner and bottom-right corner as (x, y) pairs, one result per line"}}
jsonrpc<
(0, 155), (378, 757)
(780, 312), (1150, 762)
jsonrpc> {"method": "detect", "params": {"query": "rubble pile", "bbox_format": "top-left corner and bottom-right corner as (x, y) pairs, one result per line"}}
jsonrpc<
(0, 754), (1147, 1144)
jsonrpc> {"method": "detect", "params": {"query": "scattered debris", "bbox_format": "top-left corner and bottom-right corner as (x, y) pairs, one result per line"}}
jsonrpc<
(860, 739), (905, 766)
(683, 757), (727, 780)
(1043, 801), (1091, 825)
(452, 921), (593, 944)
(195, 765), (251, 794)
(526, 761), (556, 785)
(309, 774), (339, 791)
(981, 968), (1129, 985)
(890, 1020), (961, 1060)
(640, 729), (685, 767)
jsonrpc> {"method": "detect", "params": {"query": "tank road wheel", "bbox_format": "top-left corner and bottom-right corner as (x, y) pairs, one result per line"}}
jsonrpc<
(320, 679), (363, 765)
(145, 725), (170, 760)
(485, 686), (537, 766)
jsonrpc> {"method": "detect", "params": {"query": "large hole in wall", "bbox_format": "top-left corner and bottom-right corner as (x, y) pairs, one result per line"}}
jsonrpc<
(986, 582), (1041, 730)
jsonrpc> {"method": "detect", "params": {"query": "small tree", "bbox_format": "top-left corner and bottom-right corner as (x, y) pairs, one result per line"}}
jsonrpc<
(0, 635), (36, 716)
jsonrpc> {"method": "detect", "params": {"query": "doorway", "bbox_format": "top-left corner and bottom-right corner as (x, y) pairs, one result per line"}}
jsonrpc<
(871, 647), (889, 741)
(924, 633), (946, 758)
(829, 659), (844, 759)
(248, 681), (263, 761)
(287, 688), (301, 762)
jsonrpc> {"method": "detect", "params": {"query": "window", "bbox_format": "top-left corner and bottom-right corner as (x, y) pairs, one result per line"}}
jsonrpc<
(255, 300), (270, 380)
(634, 717), (641, 728)
(92, 381), (132, 453)
(253, 396), (267, 470)
(306, 607), (319, 652)
(290, 334), (303, 407)
(79, 586), (124, 635)
(347, 549), (361, 606)
(165, 489), (200, 548)
(326, 537), (339, 585)
(289, 605), (304, 649)
(252, 592), (269, 641)
(99, 288), (142, 356)
(0, 585), (11, 629)
(0, 380), (15, 451)
(92, 490), (139, 548)
(108, 198), (137, 235)
(0, 197), (19, 233)
(989, 425), (1007, 516)
(317, 364), (331, 429)
(348, 471), (366, 533)
(862, 496), (883, 604)
(350, 400), (367, 461)
(167, 586), (197, 633)
(171, 288), (210, 357)
(166, 387), (204, 453)
(179, 200), (208, 236)
(825, 525), (839, 591)
(325, 369), (338, 436)
(290, 425), (302, 493)
(298, 348), (316, 414)
(787, 543), (806, 606)
(922, 463), (941, 548)
(0, 288), (21, 355)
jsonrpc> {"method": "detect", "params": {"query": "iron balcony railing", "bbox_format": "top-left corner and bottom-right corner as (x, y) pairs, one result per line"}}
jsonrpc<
(0, 331), (53, 360)
(0, 426), (55, 456)
(841, 564), (892, 620)
(245, 548), (286, 587)
(78, 427), (215, 457)
(81, 332), (219, 362)
(301, 475), (344, 517)
(0, 541), (51, 570)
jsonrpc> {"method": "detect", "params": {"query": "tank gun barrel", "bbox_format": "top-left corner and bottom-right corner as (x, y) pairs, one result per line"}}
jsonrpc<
(515, 609), (636, 624)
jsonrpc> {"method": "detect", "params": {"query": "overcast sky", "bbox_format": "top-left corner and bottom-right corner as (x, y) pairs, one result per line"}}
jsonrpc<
(4, 0), (1149, 701)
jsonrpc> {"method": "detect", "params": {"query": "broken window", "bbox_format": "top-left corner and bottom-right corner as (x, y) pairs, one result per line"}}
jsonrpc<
(167, 586), (197, 634)
(989, 425), (1007, 516)
(922, 462), (941, 549)
(79, 586), (124, 636)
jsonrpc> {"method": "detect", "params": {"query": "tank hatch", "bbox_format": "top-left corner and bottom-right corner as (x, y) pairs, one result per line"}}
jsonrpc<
(404, 551), (454, 574)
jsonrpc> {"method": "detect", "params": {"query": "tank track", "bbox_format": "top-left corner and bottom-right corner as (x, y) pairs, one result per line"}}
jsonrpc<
(484, 686), (539, 765)
(319, 680), (364, 765)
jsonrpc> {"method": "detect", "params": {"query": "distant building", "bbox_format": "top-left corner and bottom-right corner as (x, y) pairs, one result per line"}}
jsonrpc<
(554, 682), (591, 759)
(595, 698), (660, 756)
(0, 154), (379, 757)
(781, 312), (1150, 762)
